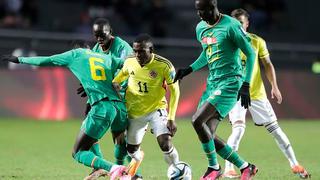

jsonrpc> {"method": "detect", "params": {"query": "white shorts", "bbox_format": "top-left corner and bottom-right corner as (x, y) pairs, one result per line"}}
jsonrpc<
(229, 99), (277, 126)
(127, 109), (170, 145)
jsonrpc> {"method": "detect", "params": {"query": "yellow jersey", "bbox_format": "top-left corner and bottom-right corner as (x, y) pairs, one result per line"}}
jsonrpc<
(113, 53), (180, 120)
(241, 33), (269, 100)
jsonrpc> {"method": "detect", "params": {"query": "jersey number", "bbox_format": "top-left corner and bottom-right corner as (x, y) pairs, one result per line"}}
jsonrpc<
(138, 81), (148, 93)
(89, 57), (106, 81)
(206, 45), (220, 63)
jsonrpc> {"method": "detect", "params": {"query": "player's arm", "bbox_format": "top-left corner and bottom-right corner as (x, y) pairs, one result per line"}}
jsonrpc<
(112, 59), (129, 91)
(20, 50), (74, 66)
(229, 23), (255, 108)
(259, 40), (282, 104)
(165, 65), (180, 136)
(173, 51), (207, 83)
(230, 24), (255, 83)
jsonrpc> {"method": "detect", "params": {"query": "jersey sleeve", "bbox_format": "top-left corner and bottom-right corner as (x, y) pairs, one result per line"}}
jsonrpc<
(164, 63), (180, 120)
(190, 51), (207, 71)
(229, 22), (255, 83)
(258, 37), (269, 59)
(112, 59), (129, 83)
(19, 50), (74, 67)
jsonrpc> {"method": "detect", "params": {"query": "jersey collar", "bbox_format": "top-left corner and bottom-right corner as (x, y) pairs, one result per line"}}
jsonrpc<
(206, 13), (222, 28)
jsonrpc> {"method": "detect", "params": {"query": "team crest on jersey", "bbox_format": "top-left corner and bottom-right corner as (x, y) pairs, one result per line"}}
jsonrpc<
(149, 70), (157, 78)
(202, 36), (217, 45)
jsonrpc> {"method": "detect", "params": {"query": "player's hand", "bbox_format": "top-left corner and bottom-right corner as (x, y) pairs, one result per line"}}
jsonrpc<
(112, 82), (122, 92)
(0, 55), (19, 63)
(76, 84), (87, 98)
(84, 103), (91, 116)
(271, 87), (282, 104)
(173, 66), (193, 83)
(237, 82), (251, 109)
(167, 120), (177, 136)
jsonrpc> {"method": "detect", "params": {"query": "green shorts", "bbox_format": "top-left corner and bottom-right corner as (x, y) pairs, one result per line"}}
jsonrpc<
(81, 100), (128, 139)
(110, 101), (128, 133)
(198, 76), (242, 119)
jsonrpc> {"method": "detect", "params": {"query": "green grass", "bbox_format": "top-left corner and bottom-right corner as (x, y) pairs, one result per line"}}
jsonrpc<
(0, 118), (318, 179)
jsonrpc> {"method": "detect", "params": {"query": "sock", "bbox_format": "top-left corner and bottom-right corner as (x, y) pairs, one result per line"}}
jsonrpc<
(266, 122), (299, 167)
(128, 148), (143, 161)
(73, 151), (113, 172)
(217, 144), (247, 169)
(201, 139), (219, 169)
(163, 146), (179, 165)
(114, 143), (127, 165)
(225, 123), (246, 171)
(90, 142), (103, 158)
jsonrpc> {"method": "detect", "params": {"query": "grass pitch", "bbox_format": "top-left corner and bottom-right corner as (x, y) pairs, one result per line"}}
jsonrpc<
(0, 118), (318, 180)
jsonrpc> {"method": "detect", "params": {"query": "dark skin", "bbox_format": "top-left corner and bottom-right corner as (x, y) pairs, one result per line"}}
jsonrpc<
(191, 0), (224, 144)
(113, 41), (177, 153)
(92, 23), (114, 52)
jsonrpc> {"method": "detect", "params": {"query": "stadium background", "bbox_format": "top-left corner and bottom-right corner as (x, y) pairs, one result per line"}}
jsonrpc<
(0, 0), (319, 120)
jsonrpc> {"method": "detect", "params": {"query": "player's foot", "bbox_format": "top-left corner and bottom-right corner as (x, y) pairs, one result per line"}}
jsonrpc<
(292, 165), (311, 179)
(109, 165), (129, 180)
(127, 151), (145, 176)
(240, 164), (258, 180)
(83, 169), (108, 180)
(132, 174), (143, 180)
(223, 169), (240, 178)
(200, 167), (222, 180)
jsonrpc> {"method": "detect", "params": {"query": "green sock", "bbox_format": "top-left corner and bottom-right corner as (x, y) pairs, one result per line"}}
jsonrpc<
(73, 151), (113, 172)
(114, 143), (127, 165)
(90, 143), (103, 158)
(217, 144), (245, 168)
(201, 139), (218, 167)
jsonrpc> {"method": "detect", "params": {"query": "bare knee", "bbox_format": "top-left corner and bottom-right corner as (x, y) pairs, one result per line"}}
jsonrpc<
(127, 144), (140, 154)
(157, 134), (172, 152)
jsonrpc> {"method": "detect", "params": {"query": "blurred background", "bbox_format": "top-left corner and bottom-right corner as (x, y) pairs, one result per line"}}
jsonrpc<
(0, 0), (319, 120)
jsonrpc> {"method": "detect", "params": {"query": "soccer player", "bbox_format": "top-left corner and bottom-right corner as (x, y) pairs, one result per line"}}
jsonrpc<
(76, 18), (138, 178)
(0, 48), (131, 180)
(112, 34), (181, 176)
(174, 0), (258, 179)
(223, 8), (310, 179)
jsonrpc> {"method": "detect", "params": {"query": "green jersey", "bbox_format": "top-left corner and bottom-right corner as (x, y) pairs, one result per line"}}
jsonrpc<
(92, 36), (133, 99)
(191, 14), (255, 83)
(92, 36), (133, 59)
(18, 48), (124, 105)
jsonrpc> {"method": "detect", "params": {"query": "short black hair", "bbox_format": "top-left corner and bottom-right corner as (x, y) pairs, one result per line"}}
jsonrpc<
(134, 33), (153, 44)
(93, 18), (111, 26)
(231, 8), (249, 19)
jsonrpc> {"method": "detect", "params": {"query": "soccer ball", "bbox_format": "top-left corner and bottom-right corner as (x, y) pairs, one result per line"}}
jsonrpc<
(167, 161), (192, 180)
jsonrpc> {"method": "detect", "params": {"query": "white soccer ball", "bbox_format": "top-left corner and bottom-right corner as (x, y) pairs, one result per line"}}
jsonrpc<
(167, 161), (192, 180)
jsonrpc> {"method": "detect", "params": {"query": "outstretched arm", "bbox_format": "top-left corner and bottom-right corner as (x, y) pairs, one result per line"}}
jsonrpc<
(174, 51), (207, 83)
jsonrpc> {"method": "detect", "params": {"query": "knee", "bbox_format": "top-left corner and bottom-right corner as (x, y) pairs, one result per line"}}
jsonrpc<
(112, 131), (126, 145)
(159, 140), (172, 152)
(191, 114), (202, 129)
(127, 144), (139, 154)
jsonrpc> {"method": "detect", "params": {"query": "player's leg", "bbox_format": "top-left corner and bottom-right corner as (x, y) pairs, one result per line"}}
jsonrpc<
(223, 100), (247, 178)
(74, 100), (129, 180)
(200, 77), (257, 180)
(250, 100), (310, 178)
(110, 101), (129, 165)
(192, 102), (223, 179)
(205, 119), (248, 178)
(126, 115), (148, 176)
(151, 109), (179, 166)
